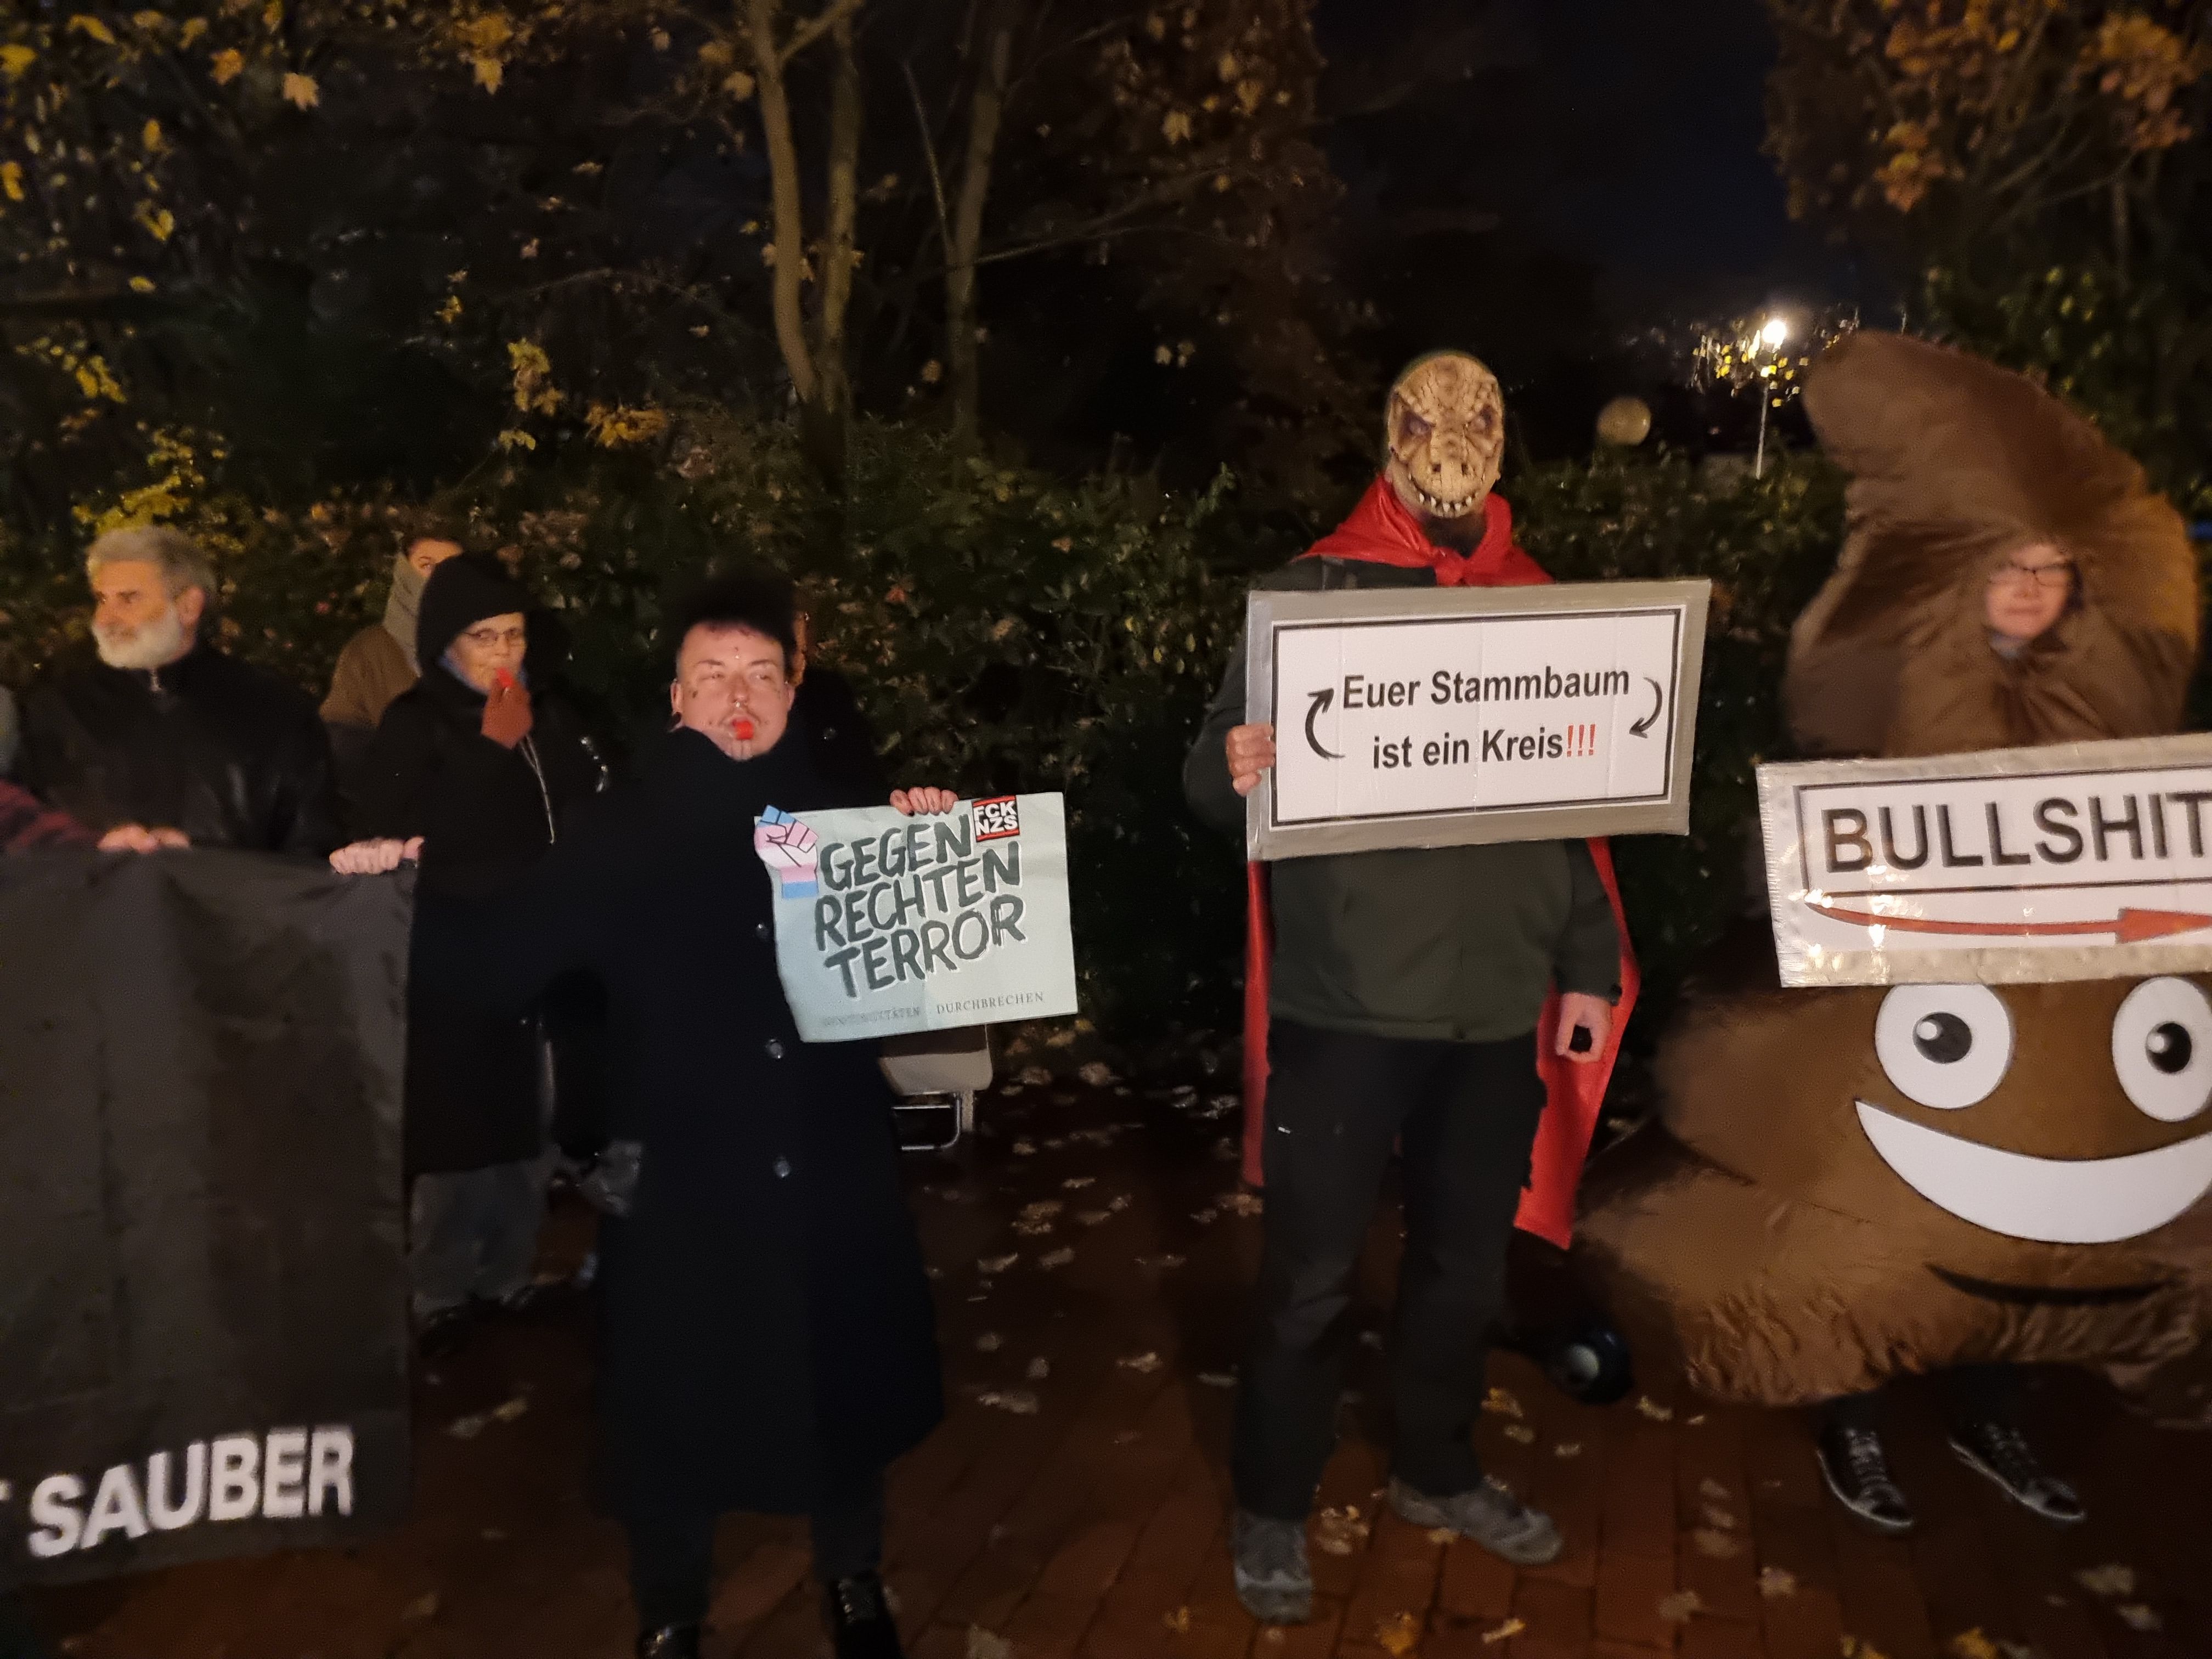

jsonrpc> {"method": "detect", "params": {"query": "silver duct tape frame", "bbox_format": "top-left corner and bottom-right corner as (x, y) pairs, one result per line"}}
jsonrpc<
(1244, 579), (1710, 861)
(1758, 733), (2212, 988)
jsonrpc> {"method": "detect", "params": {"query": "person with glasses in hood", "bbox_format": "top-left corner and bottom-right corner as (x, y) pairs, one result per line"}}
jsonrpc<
(332, 551), (607, 1356)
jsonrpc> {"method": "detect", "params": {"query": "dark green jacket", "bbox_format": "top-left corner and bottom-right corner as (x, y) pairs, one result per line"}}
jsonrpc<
(1184, 556), (1621, 1043)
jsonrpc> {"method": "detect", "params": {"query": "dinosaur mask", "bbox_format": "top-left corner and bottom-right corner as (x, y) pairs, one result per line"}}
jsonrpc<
(1384, 353), (1505, 524)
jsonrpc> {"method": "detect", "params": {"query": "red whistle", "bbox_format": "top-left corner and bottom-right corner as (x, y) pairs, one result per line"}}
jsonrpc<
(732, 718), (757, 742)
(494, 668), (518, 690)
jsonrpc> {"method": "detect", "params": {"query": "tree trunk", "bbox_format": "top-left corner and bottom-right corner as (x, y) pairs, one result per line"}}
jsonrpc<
(946, 0), (1019, 450)
(809, 12), (864, 481)
(749, 0), (818, 409)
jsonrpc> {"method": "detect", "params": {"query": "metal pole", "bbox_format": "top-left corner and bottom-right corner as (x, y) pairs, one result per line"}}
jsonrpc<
(1755, 383), (1770, 479)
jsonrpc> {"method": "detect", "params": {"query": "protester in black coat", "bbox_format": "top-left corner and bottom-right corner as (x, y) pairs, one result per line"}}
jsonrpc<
(335, 554), (606, 1347)
(405, 572), (947, 1659)
(22, 526), (339, 854)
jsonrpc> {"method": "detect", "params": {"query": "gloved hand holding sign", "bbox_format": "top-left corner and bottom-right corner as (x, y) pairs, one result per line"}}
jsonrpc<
(754, 806), (820, 897)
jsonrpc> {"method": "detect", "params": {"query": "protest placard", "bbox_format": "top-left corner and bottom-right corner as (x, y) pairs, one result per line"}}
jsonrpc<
(1758, 734), (2212, 988)
(1244, 580), (1709, 860)
(763, 793), (1080, 1041)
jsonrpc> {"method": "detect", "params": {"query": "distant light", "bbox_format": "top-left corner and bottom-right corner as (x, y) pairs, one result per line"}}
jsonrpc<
(1760, 317), (1791, 348)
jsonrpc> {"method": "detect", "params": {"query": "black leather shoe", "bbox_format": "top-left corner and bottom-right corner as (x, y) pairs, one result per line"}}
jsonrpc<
(823, 1572), (903, 1658)
(634, 1624), (700, 1659)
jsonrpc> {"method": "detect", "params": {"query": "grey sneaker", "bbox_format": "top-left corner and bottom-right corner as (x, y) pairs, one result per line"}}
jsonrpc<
(1230, 1510), (1313, 1625)
(1387, 1476), (1562, 1566)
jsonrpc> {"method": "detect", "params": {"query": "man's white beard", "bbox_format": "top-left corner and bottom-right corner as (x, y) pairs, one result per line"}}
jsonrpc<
(94, 604), (190, 671)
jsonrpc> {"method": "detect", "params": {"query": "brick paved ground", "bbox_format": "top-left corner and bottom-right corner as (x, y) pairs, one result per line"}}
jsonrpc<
(26, 1076), (2212, 1659)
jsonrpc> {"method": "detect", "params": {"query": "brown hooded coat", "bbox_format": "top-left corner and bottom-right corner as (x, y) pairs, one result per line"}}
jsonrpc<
(1578, 332), (2212, 1410)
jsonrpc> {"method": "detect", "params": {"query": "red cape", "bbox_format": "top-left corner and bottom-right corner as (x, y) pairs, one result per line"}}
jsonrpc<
(1241, 481), (1641, 1249)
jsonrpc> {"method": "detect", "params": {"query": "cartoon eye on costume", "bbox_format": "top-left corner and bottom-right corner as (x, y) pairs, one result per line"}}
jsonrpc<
(2111, 978), (2212, 1124)
(1874, 984), (2013, 1110)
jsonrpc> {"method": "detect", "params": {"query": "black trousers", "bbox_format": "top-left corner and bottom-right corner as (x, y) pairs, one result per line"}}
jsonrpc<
(1822, 1364), (2019, 1434)
(625, 1473), (887, 1633)
(1232, 1021), (1549, 1521)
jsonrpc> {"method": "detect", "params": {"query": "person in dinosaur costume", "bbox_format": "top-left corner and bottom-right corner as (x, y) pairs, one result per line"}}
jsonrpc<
(1184, 351), (1637, 1626)
(1577, 331), (2208, 1537)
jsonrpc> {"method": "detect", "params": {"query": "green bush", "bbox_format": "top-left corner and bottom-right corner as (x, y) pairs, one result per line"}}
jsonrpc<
(3, 415), (1863, 1043)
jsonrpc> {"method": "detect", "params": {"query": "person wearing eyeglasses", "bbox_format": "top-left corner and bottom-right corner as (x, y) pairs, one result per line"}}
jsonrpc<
(332, 552), (608, 1357)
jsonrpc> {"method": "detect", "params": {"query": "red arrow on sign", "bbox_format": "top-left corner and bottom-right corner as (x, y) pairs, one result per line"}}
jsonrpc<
(1807, 901), (2212, 945)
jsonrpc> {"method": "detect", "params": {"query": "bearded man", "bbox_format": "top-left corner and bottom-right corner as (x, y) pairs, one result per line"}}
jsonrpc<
(20, 526), (340, 854)
(1184, 353), (1626, 1624)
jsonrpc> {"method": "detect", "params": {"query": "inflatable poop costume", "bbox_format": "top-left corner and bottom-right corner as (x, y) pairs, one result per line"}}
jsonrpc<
(1577, 332), (2212, 1410)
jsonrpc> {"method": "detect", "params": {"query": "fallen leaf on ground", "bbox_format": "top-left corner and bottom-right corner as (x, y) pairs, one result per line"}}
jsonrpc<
(1221, 1192), (1263, 1216)
(1012, 1139), (1037, 1156)
(403, 1593), (439, 1621)
(492, 1396), (529, 1423)
(1946, 1632), (2000, 1659)
(1075, 1210), (1110, 1226)
(1692, 1528), (1741, 1559)
(1698, 1477), (1730, 1501)
(1481, 1618), (1524, 1645)
(1374, 1611), (1419, 1655)
(1190, 1209), (1218, 1224)
(1198, 1372), (1235, 1388)
(1018, 1067), (1052, 1086)
(2075, 1565), (2136, 1598)
(1138, 1254), (1186, 1269)
(1013, 1219), (1056, 1237)
(967, 1628), (1013, 1659)
(1108, 1194), (1132, 1212)
(1314, 1505), (1369, 1556)
(2117, 1605), (2162, 1632)
(482, 1527), (507, 1542)
(1481, 1386), (1522, 1418)
(446, 1414), (488, 1440)
(1635, 1396), (1675, 1422)
(1161, 1607), (1190, 1634)
(1657, 1590), (1703, 1623)
(978, 1254), (1018, 1274)
(1119, 1351), (1163, 1373)
(1758, 1566), (1797, 1599)
(1026, 1357), (1050, 1380)
(976, 1333), (1002, 1352)
(1554, 1442), (1582, 1458)
(1080, 1062), (1116, 1086)
(1063, 1176), (1096, 1189)
(1841, 1640), (1893, 1659)
(1702, 1503), (1736, 1531)
(1503, 1424), (1536, 1444)
(977, 1390), (1039, 1415)
(1359, 1330), (1386, 1349)
(1687, 1413), (1707, 1425)
(1019, 1200), (1064, 1222)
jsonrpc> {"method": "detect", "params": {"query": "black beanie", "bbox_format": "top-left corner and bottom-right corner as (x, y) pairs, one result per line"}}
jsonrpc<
(415, 552), (534, 670)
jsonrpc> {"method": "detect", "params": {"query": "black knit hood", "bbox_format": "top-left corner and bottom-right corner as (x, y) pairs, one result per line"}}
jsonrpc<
(415, 552), (535, 673)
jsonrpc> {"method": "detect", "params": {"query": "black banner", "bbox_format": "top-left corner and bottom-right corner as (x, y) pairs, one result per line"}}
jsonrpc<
(0, 851), (411, 1588)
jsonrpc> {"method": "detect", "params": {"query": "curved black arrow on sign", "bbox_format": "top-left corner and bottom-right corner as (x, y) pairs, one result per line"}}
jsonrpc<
(1305, 687), (1342, 760)
(1629, 677), (1664, 738)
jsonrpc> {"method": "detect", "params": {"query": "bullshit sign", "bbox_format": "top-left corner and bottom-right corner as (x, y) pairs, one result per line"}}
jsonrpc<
(1758, 735), (2212, 988)
(1243, 581), (1710, 860)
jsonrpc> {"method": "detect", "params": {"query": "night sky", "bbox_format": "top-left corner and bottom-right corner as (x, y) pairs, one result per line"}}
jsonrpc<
(1316, 0), (1852, 331)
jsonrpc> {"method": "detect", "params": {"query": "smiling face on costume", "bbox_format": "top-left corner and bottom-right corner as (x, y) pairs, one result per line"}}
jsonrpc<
(1384, 353), (1506, 534)
(1667, 973), (2212, 1308)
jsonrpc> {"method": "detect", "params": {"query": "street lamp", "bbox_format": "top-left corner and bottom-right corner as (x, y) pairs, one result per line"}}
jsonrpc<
(1754, 316), (1790, 479)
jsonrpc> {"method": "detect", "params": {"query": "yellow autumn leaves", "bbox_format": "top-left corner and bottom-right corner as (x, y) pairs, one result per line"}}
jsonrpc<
(1866, 1), (2204, 213)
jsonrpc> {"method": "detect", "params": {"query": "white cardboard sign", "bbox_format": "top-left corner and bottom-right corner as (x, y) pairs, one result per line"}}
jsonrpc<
(1245, 580), (1709, 860)
(1758, 735), (2212, 988)
(763, 793), (1080, 1040)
